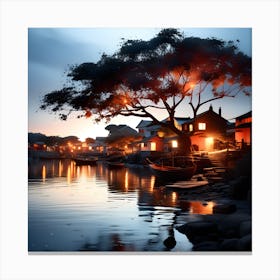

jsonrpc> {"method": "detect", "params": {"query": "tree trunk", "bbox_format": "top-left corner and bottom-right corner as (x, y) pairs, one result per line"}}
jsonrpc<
(177, 133), (192, 155)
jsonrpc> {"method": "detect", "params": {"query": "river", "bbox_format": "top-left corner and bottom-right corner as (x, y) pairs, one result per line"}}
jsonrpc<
(28, 159), (213, 252)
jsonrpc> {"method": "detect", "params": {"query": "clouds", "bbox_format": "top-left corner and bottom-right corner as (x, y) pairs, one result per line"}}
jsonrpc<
(28, 28), (101, 70)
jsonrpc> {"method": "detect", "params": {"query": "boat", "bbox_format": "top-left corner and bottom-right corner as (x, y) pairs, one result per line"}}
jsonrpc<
(106, 161), (125, 168)
(146, 157), (197, 181)
(73, 156), (98, 166)
(106, 154), (126, 169)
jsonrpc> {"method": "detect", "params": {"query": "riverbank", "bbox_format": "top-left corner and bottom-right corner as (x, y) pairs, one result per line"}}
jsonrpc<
(173, 152), (252, 252)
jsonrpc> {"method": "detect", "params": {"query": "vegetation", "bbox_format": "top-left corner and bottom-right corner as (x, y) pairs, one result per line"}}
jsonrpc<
(40, 28), (251, 154)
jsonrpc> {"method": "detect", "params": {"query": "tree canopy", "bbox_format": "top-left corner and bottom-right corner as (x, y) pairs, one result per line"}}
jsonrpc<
(40, 28), (251, 154)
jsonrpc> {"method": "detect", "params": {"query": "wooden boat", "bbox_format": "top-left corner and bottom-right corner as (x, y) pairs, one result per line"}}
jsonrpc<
(106, 161), (125, 168)
(146, 157), (196, 181)
(73, 156), (98, 166)
(106, 155), (126, 168)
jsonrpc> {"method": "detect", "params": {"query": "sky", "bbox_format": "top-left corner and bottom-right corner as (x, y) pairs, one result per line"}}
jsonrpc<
(28, 28), (252, 141)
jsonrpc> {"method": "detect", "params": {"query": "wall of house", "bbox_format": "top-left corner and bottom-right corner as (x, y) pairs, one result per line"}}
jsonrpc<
(193, 113), (227, 134)
(140, 137), (164, 152)
(235, 128), (251, 144)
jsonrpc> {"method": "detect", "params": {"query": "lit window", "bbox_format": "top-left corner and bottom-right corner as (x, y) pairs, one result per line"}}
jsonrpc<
(198, 123), (206, 130)
(150, 142), (156, 151)
(172, 140), (178, 148)
(189, 124), (193, 132)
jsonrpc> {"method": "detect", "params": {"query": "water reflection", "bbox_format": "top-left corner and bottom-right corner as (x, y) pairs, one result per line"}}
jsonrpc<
(28, 159), (214, 251)
(180, 200), (215, 214)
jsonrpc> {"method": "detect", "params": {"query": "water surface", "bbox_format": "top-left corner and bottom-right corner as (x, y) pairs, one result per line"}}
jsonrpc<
(28, 159), (213, 252)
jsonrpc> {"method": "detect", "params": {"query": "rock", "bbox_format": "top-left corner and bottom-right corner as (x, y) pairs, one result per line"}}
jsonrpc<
(238, 234), (252, 251)
(192, 241), (219, 251)
(239, 220), (252, 237)
(163, 236), (176, 249)
(177, 221), (218, 244)
(213, 203), (236, 214)
(177, 221), (218, 235)
(231, 176), (251, 200)
(219, 238), (240, 251)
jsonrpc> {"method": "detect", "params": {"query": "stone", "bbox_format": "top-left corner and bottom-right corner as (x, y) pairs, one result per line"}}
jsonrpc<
(238, 234), (252, 251)
(219, 238), (240, 251)
(177, 221), (218, 244)
(192, 241), (219, 251)
(213, 203), (236, 214)
(163, 236), (176, 249)
(239, 220), (252, 237)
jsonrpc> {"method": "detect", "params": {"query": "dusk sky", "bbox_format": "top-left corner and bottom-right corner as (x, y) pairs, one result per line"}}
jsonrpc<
(28, 28), (252, 141)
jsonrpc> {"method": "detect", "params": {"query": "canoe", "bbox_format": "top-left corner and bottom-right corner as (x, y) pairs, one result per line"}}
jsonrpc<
(146, 157), (196, 181)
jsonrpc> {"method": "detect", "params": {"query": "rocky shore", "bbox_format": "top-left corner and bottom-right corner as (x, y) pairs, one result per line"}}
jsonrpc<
(174, 152), (252, 252)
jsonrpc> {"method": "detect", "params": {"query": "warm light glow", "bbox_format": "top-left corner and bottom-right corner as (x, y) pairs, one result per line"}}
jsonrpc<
(89, 146), (92, 150)
(59, 161), (63, 177)
(171, 192), (177, 203)
(189, 201), (215, 214)
(42, 165), (46, 182)
(198, 122), (206, 130)
(150, 142), (156, 151)
(150, 175), (156, 192)
(171, 140), (178, 148)
(205, 137), (214, 150)
(190, 83), (195, 89)
(124, 170), (129, 191)
(189, 124), (193, 132)
(157, 131), (164, 137)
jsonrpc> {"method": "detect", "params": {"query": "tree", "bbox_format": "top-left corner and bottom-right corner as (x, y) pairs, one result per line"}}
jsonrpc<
(85, 137), (95, 144)
(40, 28), (251, 154)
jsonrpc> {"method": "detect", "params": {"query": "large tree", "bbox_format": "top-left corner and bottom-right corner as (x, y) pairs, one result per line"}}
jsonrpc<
(40, 28), (251, 154)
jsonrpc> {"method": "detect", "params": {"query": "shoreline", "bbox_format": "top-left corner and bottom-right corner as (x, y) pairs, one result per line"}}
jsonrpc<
(173, 174), (252, 251)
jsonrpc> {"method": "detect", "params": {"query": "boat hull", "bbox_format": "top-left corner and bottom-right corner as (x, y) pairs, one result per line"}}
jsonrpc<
(148, 163), (196, 180)
(73, 158), (97, 166)
(106, 161), (125, 168)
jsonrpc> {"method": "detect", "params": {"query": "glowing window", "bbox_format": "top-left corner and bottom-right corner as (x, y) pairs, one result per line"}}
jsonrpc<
(189, 124), (193, 132)
(172, 140), (178, 148)
(198, 123), (206, 130)
(150, 142), (156, 151)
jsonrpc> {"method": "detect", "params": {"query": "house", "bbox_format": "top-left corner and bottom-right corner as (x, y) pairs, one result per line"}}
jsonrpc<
(136, 120), (160, 138)
(93, 137), (107, 154)
(105, 124), (140, 154)
(182, 105), (230, 151)
(136, 117), (191, 153)
(138, 135), (164, 152)
(234, 111), (252, 148)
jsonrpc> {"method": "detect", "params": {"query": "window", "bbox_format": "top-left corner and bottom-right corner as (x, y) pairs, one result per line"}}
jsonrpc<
(150, 142), (156, 151)
(171, 140), (178, 148)
(189, 124), (193, 132)
(198, 122), (206, 130)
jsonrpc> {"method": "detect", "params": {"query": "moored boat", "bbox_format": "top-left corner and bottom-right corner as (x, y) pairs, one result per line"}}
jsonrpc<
(106, 161), (125, 168)
(146, 157), (196, 181)
(73, 156), (98, 166)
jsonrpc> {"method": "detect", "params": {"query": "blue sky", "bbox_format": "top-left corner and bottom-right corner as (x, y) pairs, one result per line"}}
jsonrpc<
(28, 28), (252, 141)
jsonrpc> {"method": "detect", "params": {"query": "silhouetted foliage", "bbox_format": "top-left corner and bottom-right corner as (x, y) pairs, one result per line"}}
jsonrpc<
(28, 133), (81, 146)
(40, 28), (251, 154)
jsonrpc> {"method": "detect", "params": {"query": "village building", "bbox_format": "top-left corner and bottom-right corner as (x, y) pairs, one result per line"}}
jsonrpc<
(234, 111), (252, 148)
(135, 105), (240, 153)
(182, 105), (233, 151)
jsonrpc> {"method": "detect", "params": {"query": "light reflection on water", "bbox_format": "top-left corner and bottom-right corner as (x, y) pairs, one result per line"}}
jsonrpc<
(28, 159), (214, 252)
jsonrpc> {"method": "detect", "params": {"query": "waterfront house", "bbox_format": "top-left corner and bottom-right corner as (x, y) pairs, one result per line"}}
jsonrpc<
(234, 111), (252, 148)
(182, 105), (230, 151)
